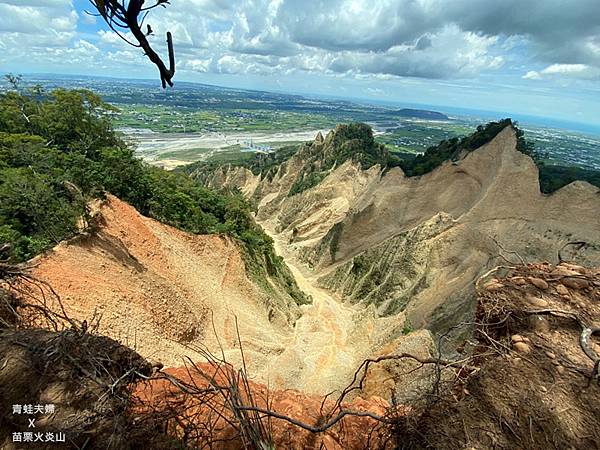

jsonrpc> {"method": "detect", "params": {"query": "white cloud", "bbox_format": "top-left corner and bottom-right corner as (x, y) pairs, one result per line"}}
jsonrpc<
(524, 64), (600, 81)
(0, 0), (79, 69)
(97, 0), (506, 80)
(543, 64), (589, 75)
(216, 54), (245, 73)
(98, 30), (123, 46)
(326, 25), (503, 79)
(0, 1), (76, 38)
(366, 87), (385, 95)
(523, 71), (542, 80)
(181, 58), (210, 72)
(2, 0), (599, 86)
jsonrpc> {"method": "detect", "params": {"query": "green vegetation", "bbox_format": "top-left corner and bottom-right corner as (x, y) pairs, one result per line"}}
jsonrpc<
(115, 104), (333, 134)
(327, 222), (344, 262)
(537, 164), (600, 194)
(189, 145), (255, 166)
(0, 86), (269, 257)
(294, 119), (600, 196)
(286, 123), (390, 197)
(181, 115), (600, 200)
(375, 122), (474, 154)
(288, 172), (328, 197)
(159, 147), (212, 162)
(390, 119), (514, 176)
(181, 144), (301, 183)
(401, 320), (414, 335)
(328, 123), (389, 168)
(282, 120), (517, 196)
(186, 123), (391, 199)
(513, 122), (600, 194)
(378, 133), (432, 154)
(385, 118), (600, 193)
(0, 85), (123, 260)
(515, 126), (536, 156)
(0, 80), (307, 304)
(15, 76), (600, 171)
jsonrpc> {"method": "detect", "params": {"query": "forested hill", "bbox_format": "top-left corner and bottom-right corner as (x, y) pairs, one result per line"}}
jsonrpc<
(0, 87), (265, 261)
(394, 109), (449, 120)
(0, 85), (307, 304)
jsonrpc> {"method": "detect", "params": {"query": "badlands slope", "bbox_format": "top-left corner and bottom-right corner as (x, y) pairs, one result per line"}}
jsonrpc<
(31, 195), (408, 395)
(31, 123), (600, 396)
(201, 124), (600, 337)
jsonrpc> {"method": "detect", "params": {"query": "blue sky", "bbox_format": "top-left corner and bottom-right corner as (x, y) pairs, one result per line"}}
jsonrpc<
(1, 0), (599, 126)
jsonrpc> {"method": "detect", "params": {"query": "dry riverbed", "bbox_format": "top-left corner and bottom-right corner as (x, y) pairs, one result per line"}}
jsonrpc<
(121, 128), (332, 169)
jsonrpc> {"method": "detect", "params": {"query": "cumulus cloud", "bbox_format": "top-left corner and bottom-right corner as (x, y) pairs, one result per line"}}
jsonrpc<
(366, 87), (385, 96)
(0, 0), (76, 45)
(450, 0), (600, 66)
(543, 64), (591, 75)
(326, 25), (503, 79)
(181, 58), (210, 72)
(2, 0), (599, 85)
(523, 71), (542, 80)
(524, 64), (600, 81)
(137, 0), (599, 81)
(0, 0), (79, 70)
(276, 0), (439, 52)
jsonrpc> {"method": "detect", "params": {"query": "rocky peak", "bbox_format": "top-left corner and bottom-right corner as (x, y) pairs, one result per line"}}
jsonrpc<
(315, 131), (324, 144)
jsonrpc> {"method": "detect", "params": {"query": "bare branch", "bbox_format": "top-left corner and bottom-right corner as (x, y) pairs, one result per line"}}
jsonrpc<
(558, 241), (588, 263)
(236, 406), (390, 433)
(475, 265), (517, 291)
(88, 0), (176, 87)
(523, 308), (600, 362)
(488, 235), (526, 266)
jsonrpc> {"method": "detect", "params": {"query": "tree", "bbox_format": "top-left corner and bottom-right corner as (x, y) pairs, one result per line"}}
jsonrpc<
(0, 87), (283, 264)
(88, 1), (176, 87)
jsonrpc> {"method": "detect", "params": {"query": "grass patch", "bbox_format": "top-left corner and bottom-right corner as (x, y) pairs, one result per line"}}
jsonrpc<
(181, 144), (300, 179)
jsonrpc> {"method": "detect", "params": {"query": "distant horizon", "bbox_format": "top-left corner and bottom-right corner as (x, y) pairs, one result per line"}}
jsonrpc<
(9, 71), (600, 138)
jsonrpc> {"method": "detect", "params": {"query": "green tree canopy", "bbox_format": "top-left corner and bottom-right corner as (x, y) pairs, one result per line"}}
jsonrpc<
(0, 83), (275, 269)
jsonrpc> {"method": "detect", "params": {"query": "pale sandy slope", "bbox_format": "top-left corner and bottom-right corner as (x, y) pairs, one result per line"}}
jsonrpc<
(260, 220), (408, 393)
(212, 126), (600, 333)
(317, 126), (600, 328)
(31, 196), (291, 375)
(30, 195), (413, 395)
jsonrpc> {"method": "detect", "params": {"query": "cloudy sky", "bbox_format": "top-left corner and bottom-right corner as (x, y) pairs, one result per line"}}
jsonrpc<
(1, 0), (599, 126)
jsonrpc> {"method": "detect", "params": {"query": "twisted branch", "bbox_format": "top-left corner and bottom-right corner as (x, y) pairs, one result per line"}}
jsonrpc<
(88, 1), (175, 87)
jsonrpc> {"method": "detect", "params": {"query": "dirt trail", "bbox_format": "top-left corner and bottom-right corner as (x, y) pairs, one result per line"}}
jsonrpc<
(260, 222), (406, 394)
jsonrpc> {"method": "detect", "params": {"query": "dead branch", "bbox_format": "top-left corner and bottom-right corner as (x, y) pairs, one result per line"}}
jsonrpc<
(475, 265), (517, 291)
(1, 261), (81, 331)
(488, 235), (526, 266)
(153, 316), (276, 448)
(329, 352), (478, 418)
(236, 406), (390, 433)
(88, 1), (175, 87)
(558, 241), (588, 264)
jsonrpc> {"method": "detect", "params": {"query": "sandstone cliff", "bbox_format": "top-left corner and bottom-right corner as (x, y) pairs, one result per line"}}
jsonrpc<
(200, 124), (600, 340)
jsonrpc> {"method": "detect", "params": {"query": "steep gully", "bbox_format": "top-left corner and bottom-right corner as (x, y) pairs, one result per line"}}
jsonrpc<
(257, 219), (406, 395)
